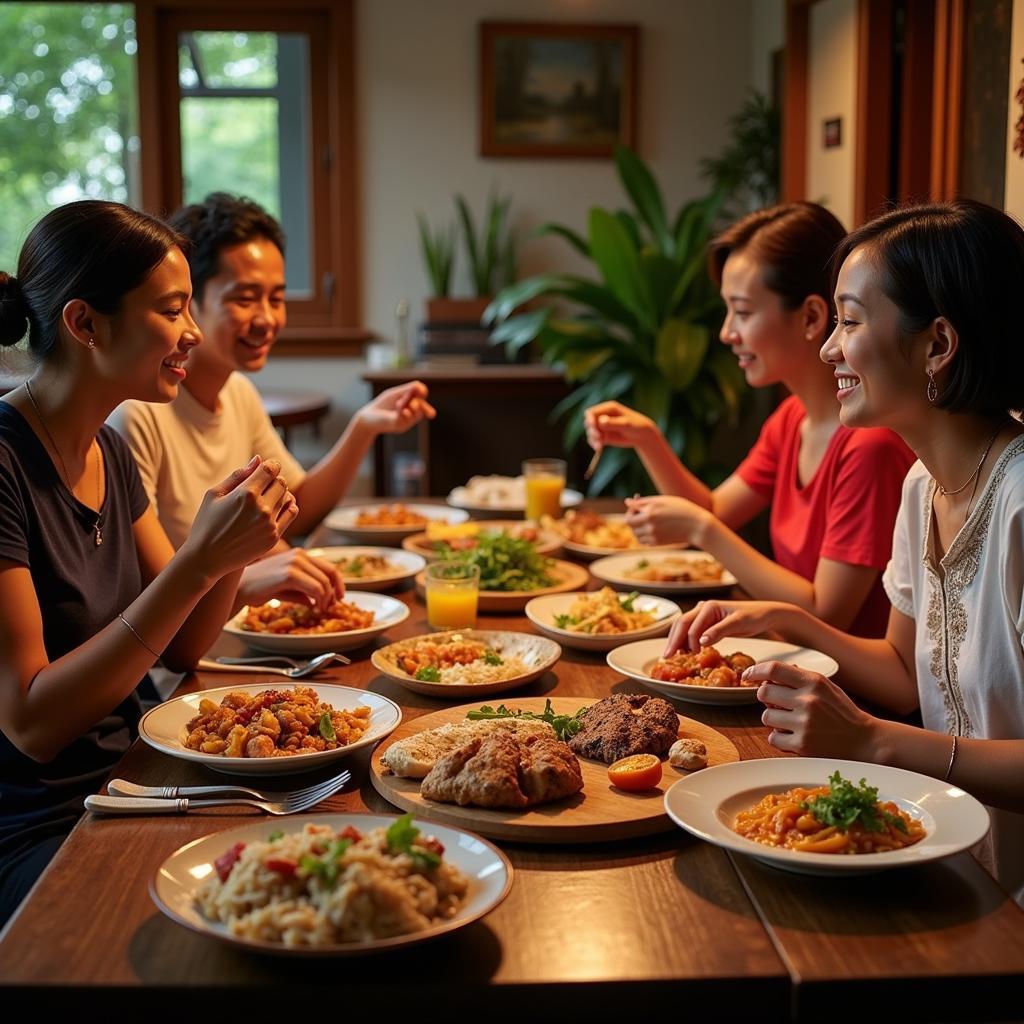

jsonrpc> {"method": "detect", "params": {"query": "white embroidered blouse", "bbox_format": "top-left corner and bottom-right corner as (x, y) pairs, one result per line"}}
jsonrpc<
(883, 438), (1024, 905)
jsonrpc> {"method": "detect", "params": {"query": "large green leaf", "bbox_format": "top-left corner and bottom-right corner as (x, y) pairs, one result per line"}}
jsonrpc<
(532, 222), (590, 258)
(562, 348), (614, 381)
(640, 248), (682, 321)
(673, 191), (724, 269)
(632, 373), (672, 432)
(615, 209), (643, 250)
(484, 274), (575, 324)
(489, 309), (551, 354)
(588, 208), (655, 330)
(615, 145), (673, 256)
(655, 320), (711, 390)
(706, 344), (746, 424)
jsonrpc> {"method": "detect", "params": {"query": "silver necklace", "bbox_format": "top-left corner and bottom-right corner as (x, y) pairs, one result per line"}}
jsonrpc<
(936, 420), (1005, 498)
(24, 379), (103, 546)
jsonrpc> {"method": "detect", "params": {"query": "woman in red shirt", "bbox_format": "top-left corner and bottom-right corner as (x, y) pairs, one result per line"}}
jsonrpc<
(585, 202), (914, 636)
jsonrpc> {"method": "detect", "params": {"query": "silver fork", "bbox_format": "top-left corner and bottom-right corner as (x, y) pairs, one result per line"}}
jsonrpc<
(106, 775), (340, 801)
(85, 769), (351, 816)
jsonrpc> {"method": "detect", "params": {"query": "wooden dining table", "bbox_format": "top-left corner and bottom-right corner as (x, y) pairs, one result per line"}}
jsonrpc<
(1, 509), (1023, 1022)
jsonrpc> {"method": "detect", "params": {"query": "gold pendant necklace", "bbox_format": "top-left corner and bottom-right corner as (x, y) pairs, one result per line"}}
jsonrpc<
(24, 379), (103, 546)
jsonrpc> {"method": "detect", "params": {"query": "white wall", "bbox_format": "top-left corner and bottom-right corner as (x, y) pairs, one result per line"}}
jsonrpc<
(806, 0), (858, 229)
(256, 0), (755, 487)
(1005, 0), (1024, 222)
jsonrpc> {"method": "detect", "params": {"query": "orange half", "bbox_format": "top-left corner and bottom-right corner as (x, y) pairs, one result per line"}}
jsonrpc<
(607, 753), (663, 791)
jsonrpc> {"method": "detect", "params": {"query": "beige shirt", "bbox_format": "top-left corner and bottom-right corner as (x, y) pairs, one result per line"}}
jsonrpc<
(110, 372), (306, 551)
(883, 440), (1024, 905)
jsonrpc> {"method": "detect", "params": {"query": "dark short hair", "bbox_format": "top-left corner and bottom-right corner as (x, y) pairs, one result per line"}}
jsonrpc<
(708, 201), (847, 319)
(168, 192), (285, 304)
(0, 200), (186, 359)
(834, 199), (1024, 416)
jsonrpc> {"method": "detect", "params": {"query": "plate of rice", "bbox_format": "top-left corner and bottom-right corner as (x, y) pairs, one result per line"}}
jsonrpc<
(140, 682), (403, 775)
(371, 629), (561, 698)
(150, 813), (513, 955)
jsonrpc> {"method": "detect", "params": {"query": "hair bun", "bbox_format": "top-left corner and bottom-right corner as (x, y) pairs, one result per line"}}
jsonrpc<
(0, 271), (29, 347)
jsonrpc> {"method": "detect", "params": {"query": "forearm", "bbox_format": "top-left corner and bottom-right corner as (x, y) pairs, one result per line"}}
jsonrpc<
(287, 418), (376, 536)
(13, 549), (216, 760)
(869, 719), (1024, 812)
(768, 605), (917, 713)
(635, 431), (712, 508)
(162, 567), (245, 669)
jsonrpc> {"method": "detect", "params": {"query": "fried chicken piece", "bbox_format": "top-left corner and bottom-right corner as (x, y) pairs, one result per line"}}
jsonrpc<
(420, 732), (583, 809)
(568, 693), (679, 764)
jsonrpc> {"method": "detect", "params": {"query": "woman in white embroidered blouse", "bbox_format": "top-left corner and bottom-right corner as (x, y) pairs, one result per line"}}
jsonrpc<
(664, 200), (1024, 903)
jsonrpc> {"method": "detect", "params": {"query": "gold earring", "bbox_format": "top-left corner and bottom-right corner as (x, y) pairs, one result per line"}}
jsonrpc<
(926, 369), (938, 403)
(88, 338), (96, 349)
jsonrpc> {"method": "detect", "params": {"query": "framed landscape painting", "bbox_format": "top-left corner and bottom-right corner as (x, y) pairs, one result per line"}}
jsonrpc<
(480, 22), (638, 158)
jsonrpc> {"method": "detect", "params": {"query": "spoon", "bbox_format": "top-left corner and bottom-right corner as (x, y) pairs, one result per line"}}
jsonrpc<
(195, 652), (346, 679)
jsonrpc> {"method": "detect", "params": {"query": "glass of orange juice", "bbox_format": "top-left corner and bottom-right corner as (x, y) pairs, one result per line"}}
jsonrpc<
(425, 560), (480, 629)
(523, 458), (566, 521)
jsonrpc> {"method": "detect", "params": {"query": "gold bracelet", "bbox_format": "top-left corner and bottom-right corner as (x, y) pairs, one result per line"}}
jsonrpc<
(943, 733), (959, 781)
(118, 612), (161, 659)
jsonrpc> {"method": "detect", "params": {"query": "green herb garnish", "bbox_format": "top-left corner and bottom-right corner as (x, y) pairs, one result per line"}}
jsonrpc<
(635, 559), (649, 569)
(482, 648), (503, 666)
(802, 771), (908, 834)
(434, 532), (554, 591)
(319, 713), (336, 741)
(386, 813), (442, 870)
(466, 698), (588, 742)
(300, 838), (353, 887)
(553, 613), (578, 629)
(268, 830), (284, 842)
(620, 591), (640, 612)
(414, 665), (442, 682)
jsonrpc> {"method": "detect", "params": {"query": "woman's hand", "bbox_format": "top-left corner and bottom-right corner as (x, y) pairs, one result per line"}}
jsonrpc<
(181, 457), (298, 578)
(356, 381), (436, 435)
(238, 548), (345, 610)
(665, 599), (794, 655)
(747, 660), (876, 759)
(584, 401), (658, 450)
(625, 494), (712, 547)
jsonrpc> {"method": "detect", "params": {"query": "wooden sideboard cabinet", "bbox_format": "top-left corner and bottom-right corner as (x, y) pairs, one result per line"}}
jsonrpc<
(362, 365), (588, 497)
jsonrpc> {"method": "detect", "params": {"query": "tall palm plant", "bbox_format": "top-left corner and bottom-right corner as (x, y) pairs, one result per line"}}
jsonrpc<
(484, 145), (747, 496)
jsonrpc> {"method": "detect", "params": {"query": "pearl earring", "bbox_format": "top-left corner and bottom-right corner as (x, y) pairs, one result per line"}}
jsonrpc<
(88, 338), (96, 349)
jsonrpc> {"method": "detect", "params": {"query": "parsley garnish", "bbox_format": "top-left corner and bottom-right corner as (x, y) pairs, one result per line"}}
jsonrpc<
(386, 813), (442, 870)
(466, 698), (588, 742)
(319, 713), (336, 741)
(483, 648), (503, 666)
(803, 771), (908, 834)
(553, 613), (579, 629)
(620, 591), (640, 612)
(300, 837), (353, 887)
(414, 665), (442, 682)
(267, 830), (284, 842)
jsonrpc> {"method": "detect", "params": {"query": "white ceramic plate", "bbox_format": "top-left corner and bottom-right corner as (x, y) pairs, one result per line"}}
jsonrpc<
(606, 637), (839, 706)
(139, 683), (402, 776)
(305, 546), (425, 592)
(590, 551), (737, 594)
(150, 813), (513, 954)
(371, 629), (561, 698)
(324, 503), (468, 544)
(524, 592), (680, 652)
(223, 591), (410, 655)
(549, 514), (685, 562)
(447, 477), (583, 514)
(664, 757), (990, 876)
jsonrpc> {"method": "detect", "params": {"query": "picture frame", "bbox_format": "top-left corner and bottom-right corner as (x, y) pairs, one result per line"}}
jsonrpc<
(479, 22), (639, 158)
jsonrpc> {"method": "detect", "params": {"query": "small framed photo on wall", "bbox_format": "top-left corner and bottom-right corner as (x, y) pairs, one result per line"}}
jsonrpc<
(480, 22), (639, 158)
(823, 117), (842, 149)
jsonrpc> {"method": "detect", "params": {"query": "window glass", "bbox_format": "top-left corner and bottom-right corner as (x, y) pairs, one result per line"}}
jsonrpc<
(178, 30), (312, 296)
(0, 3), (139, 271)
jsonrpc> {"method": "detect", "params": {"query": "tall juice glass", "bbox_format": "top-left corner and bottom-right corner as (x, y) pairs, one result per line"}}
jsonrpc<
(523, 458), (566, 521)
(425, 561), (480, 629)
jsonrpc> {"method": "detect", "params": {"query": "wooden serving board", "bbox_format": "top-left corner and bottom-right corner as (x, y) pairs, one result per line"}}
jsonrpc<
(369, 697), (739, 844)
(414, 559), (590, 612)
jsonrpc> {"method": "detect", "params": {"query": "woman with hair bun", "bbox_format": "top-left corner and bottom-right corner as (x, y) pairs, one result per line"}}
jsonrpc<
(671, 199), (1024, 903)
(586, 202), (915, 636)
(0, 200), (297, 926)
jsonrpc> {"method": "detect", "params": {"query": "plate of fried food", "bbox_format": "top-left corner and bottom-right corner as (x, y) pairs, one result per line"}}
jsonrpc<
(664, 758), (990, 876)
(446, 475), (584, 516)
(371, 694), (739, 843)
(590, 551), (737, 594)
(540, 511), (684, 561)
(139, 682), (403, 775)
(305, 546), (425, 592)
(524, 588), (681, 652)
(371, 629), (561, 698)
(151, 811), (512, 955)
(223, 592), (410, 654)
(607, 637), (839, 706)
(401, 520), (563, 560)
(324, 503), (469, 544)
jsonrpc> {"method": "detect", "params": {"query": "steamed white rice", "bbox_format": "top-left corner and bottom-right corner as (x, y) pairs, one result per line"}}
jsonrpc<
(434, 655), (530, 685)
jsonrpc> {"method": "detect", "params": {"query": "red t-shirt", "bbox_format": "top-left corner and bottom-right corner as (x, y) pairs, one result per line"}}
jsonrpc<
(735, 395), (916, 637)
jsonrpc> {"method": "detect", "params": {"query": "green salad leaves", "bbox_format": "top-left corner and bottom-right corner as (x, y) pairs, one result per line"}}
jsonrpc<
(434, 532), (554, 591)
(466, 698), (587, 742)
(803, 771), (908, 834)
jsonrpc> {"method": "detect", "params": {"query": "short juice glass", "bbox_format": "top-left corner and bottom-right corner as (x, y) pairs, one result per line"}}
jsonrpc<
(425, 560), (480, 629)
(523, 458), (566, 521)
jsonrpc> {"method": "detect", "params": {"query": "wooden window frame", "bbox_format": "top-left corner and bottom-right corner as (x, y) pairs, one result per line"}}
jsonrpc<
(135, 0), (367, 355)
